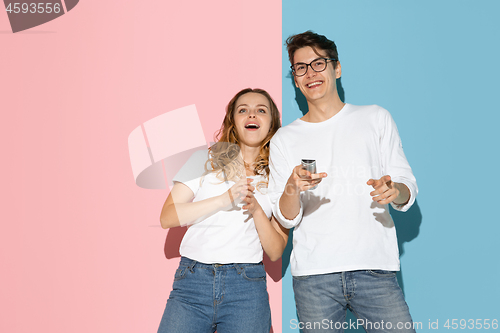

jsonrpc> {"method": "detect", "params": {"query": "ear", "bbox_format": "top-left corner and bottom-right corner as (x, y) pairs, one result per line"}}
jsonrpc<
(335, 61), (342, 79)
(294, 77), (299, 88)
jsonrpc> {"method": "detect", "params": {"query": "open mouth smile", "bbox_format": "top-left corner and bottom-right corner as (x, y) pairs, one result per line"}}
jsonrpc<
(307, 81), (323, 88)
(244, 123), (260, 131)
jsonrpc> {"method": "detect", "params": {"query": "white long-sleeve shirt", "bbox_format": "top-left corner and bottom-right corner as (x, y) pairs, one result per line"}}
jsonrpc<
(268, 103), (418, 276)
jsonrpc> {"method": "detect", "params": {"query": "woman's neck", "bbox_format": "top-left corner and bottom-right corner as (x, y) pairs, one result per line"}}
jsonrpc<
(239, 144), (260, 175)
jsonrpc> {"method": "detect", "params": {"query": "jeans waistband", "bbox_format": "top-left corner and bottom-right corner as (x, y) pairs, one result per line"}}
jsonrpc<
(179, 256), (263, 271)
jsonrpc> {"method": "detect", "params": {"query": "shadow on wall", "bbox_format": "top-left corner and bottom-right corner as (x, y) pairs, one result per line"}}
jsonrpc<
(391, 200), (423, 295)
(164, 226), (187, 259)
(163, 226), (284, 283)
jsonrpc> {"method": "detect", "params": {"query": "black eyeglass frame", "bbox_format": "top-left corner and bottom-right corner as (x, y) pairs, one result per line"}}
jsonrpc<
(290, 57), (338, 77)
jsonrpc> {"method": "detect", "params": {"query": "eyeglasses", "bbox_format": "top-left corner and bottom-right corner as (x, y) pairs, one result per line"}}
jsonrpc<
(291, 57), (337, 77)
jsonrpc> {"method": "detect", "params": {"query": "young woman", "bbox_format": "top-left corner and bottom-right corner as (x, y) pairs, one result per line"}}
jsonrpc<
(157, 88), (288, 333)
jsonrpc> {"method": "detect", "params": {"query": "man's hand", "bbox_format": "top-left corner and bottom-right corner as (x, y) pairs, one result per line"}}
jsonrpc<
(278, 165), (328, 223)
(367, 175), (409, 206)
(286, 165), (328, 194)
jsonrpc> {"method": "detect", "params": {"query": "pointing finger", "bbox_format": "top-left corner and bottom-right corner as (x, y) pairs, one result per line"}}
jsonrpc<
(377, 192), (398, 205)
(381, 175), (392, 184)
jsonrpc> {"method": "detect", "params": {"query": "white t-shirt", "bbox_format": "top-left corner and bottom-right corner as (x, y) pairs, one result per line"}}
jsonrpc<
(268, 104), (418, 276)
(173, 150), (273, 264)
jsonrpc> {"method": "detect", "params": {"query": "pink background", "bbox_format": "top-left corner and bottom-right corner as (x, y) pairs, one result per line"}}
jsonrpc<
(0, 1), (282, 332)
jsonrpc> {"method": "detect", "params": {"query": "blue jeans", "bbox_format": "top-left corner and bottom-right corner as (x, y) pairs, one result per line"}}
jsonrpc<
(292, 270), (416, 333)
(157, 257), (271, 333)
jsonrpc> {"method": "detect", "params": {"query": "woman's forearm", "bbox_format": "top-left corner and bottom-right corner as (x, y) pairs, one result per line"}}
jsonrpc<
(160, 194), (226, 229)
(253, 209), (288, 261)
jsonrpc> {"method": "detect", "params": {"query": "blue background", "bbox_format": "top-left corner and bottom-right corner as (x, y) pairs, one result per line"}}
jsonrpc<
(281, 0), (500, 331)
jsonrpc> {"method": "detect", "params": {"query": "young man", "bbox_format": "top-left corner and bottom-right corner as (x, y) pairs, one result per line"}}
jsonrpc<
(269, 31), (418, 332)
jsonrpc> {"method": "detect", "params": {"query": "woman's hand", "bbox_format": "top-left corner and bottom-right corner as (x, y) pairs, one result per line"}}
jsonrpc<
(241, 181), (264, 216)
(219, 177), (250, 209)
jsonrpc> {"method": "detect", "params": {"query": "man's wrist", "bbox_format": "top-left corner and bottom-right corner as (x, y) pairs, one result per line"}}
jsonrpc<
(280, 207), (300, 221)
(393, 199), (408, 206)
(393, 182), (410, 206)
(279, 195), (301, 221)
(284, 182), (301, 197)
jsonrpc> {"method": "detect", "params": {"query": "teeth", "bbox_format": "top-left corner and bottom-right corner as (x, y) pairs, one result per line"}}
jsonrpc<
(245, 124), (259, 128)
(308, 81), (322, 88)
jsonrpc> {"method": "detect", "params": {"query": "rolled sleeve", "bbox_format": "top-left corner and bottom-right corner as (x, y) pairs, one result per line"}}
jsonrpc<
(379, 107), (418, 212)
(273, 200), (303, 229)
(390, 177), (418, 212)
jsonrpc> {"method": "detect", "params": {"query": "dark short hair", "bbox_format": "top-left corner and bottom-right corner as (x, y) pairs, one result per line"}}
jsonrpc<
(286, 31), (339, 68)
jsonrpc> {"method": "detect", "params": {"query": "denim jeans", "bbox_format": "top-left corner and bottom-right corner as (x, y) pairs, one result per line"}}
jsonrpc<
(292, 270), (416, 333)
(157, 257), (271, 333)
